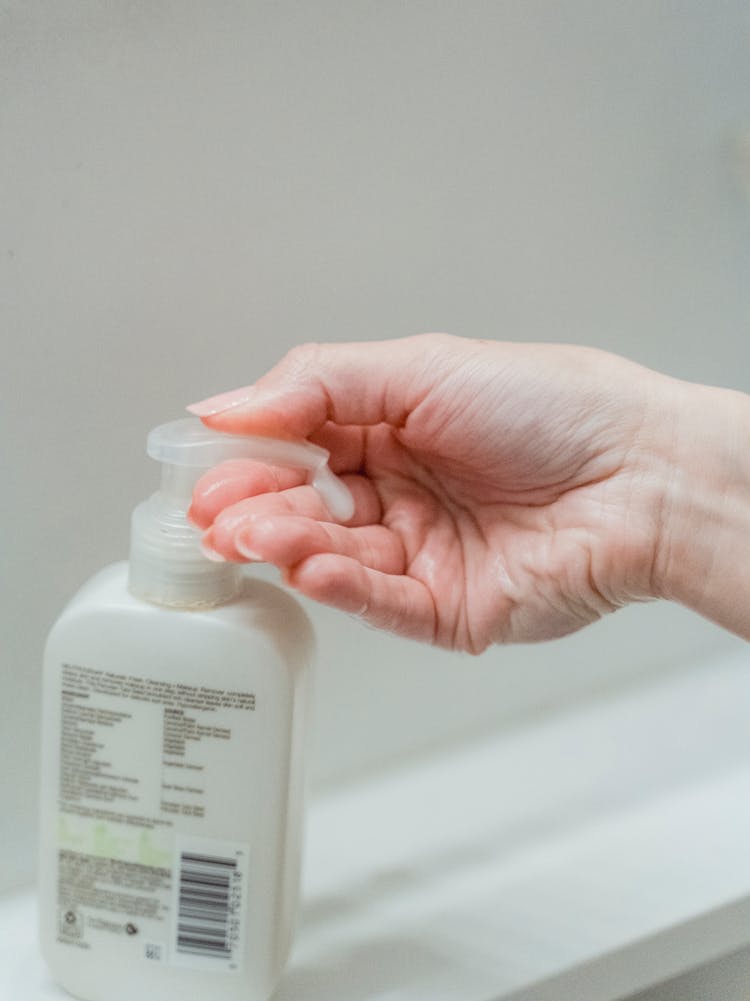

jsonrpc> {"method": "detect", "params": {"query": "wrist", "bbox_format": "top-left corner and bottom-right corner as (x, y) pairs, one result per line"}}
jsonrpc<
(652, 379), (750, 639)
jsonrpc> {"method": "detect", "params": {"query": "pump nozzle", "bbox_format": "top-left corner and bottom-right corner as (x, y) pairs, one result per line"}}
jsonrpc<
(129, 418), (354, 608)
(147, 418), (354, 522)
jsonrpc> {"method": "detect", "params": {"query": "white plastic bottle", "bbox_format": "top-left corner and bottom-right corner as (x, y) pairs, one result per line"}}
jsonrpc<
(39, 418), (353, 1001)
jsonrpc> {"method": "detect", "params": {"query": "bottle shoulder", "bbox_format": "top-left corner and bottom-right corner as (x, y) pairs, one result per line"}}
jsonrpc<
(48, 562), (315, 669)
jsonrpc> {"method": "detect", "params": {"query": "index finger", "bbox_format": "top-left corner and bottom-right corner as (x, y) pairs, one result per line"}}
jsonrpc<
(185, 336), (448, 438)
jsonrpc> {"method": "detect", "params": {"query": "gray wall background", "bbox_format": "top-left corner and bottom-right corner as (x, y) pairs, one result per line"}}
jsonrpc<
(627, 943), (750, 1001)
(2, 1), (749, 891)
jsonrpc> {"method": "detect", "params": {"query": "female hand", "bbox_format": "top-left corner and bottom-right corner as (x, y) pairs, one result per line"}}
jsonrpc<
(187, 334), (750, 651)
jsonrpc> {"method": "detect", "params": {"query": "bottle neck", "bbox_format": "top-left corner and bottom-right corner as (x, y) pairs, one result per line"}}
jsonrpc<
(128, 493), (243, 609)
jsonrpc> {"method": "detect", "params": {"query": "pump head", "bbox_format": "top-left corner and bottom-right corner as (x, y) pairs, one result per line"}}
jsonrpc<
(128, 417), (354, 608)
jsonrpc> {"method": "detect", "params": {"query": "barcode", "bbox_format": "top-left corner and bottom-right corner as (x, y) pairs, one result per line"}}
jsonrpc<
(176, 852), (240, 961)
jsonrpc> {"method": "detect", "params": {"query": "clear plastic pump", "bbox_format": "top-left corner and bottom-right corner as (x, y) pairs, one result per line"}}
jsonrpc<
(128, 417), (355, 607)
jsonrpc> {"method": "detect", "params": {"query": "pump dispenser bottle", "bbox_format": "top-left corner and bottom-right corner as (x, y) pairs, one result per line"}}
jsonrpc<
(39, 418), (353, 1001)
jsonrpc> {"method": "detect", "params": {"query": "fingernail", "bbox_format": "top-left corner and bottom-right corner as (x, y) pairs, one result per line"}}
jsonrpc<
(234, 531), (263, 562)
(186, 386), (254, 417)
(200, 538), (227, 563)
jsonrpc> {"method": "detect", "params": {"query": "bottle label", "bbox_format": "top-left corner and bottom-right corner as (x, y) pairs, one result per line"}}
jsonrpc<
(55, 662), (255, 971)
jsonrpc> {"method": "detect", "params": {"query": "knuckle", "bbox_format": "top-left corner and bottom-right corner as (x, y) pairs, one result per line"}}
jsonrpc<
(283, 341), (324, 373)
(409, 331), (456, 352)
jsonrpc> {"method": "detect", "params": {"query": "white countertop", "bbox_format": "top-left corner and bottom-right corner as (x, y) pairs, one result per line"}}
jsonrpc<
(4, 648), (750, 1001)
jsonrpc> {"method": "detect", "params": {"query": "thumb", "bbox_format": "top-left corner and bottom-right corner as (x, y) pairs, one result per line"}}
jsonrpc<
(186, 335), (448, 438)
